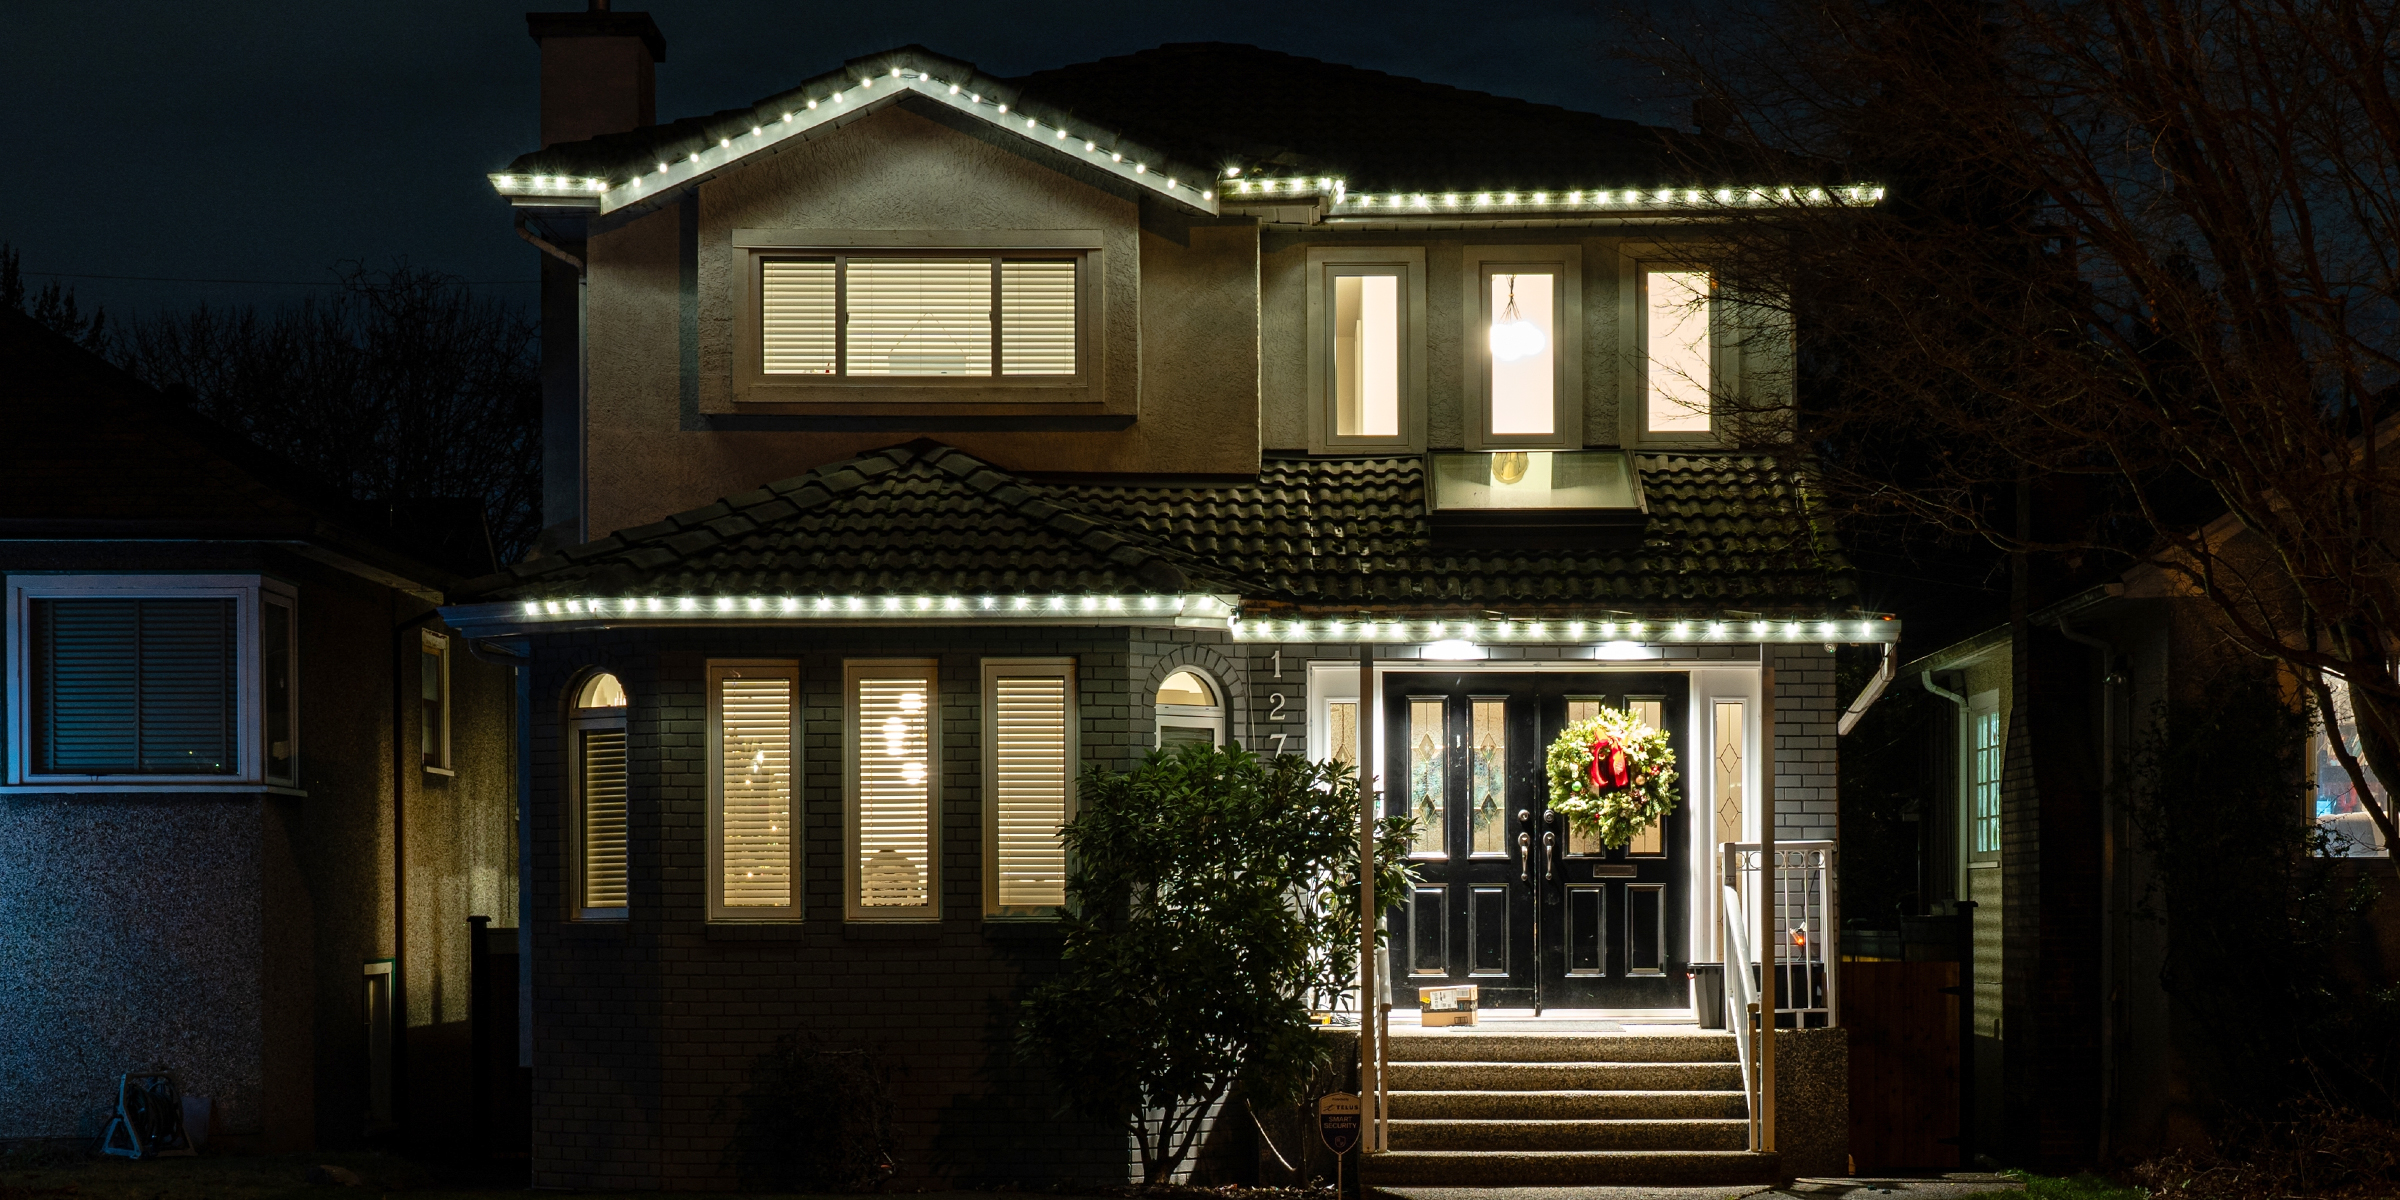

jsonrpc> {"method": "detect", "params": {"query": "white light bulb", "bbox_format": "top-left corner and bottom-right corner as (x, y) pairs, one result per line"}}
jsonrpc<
(1055, 128), (1068, 139)
(949, 83), (960, 94)
(889, 67), (900, 77)
(1202, 189), (1212, 199)
(861, 77), (872, 88)
(970, 92), (980, 103)
(997, 103), (1008, 113)
(1026, 116), (1036, 128)
(782, 112), (793, 122)
(1084, 140), (1096, 151)
(1111, 152), (1122, 162)
(750, 126), (761, 137)
(1134, 163), (1146, 173)
(1226, 166), (1241, 177)
(719, 138), (730, 148)
(806, 98), (817, 110)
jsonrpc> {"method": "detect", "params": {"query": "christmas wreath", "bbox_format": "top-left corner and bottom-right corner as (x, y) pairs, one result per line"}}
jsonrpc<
(1544, 708), (1679, 848)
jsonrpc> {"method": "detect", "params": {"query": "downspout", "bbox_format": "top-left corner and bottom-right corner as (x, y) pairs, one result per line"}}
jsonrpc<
(1837, 643), (1896, 737)
(1920, 670), (1972, 1165)
(467, 637), (535, 1069)
(2054, 616), (2122, 1163)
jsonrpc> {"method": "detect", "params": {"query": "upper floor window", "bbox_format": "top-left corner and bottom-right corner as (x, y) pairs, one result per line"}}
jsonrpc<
(1643, 266), (1715, 436)
(749, 250), (1086, 385)
(1307, 248), (1426, 453)
(1465, 246), (1582, 450)
(420, 630), (452, 774)
(6, 574), (297, 789)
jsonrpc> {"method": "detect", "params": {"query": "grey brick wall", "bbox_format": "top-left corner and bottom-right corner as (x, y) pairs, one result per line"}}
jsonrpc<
(1770, 644), (1840, 844)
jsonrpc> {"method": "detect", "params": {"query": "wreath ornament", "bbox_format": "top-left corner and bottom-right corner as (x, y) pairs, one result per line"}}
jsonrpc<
(1545, 708), (1679, 849)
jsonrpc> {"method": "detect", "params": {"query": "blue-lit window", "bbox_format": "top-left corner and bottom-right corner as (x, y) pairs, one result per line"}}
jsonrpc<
(1972, 708), (2002, 857)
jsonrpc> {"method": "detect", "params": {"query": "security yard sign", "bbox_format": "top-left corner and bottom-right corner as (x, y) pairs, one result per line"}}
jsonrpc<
(1317, 1091), (1362, 1155)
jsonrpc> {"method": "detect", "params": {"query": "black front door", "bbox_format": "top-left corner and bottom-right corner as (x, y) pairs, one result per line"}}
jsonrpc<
(1385, 672), (1690, 1013)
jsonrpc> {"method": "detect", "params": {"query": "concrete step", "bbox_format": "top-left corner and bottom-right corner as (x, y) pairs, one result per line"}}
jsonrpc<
(1385, 1060), (1744, 1091)
(1385, 1032), (1738, 1064)
(1389, 1088), (1749, 1121)
(1361, 1148), (1780, 1187)
(1389, 1117), (1751, 1151)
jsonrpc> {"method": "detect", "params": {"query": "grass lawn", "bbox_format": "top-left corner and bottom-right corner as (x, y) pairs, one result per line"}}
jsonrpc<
(2007, 1171), (2148, 1200)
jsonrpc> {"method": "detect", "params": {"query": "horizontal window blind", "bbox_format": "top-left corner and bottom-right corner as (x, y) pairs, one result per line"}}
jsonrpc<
(33, 597), (236, 775)
(1000, 260), (1077, 375)
(856, 676), (932, 909)
(761, 259), (836, 374)
(846, 258), (992, 377)
(720, 676), (793, 908)
(581, 727), (629, 909)
(992, 674), (1069, 909)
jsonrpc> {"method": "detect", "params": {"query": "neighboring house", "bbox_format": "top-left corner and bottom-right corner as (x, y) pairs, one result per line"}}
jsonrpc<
(0, 311), (519, 1153)
(450, 6), (1891, 1187)
(1910, 558), (2400, 1170)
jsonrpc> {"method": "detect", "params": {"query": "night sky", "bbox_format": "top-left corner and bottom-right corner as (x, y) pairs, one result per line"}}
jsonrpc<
(4, 1), (1665, 323)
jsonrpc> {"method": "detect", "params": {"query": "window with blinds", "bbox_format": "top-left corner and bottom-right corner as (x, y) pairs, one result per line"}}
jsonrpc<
(710, 664), (797, 920)
(984, 661), (1074, 915)
(757, 253), (1080, 379)
(31, 597), (237, 775)
(848, 662), (939, 920)
(580, 728), (629, 911)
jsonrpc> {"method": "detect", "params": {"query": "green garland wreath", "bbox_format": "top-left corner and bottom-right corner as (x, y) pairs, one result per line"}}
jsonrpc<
(1544, 708), (1679, 849)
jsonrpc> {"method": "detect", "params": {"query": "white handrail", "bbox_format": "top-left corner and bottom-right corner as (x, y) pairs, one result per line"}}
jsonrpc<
(1721, 881), (1760, 1151)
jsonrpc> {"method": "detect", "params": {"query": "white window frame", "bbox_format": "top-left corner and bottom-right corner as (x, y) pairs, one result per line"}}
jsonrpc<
(420, 629), (453, 776)
(1619, 248), (1739, 447)
(736, 230), (1104, 400)
(1969, 690), (2002, 863)
(707, 660), (803, 924)
(1463, 245), (1583, 451)
(845, 659), (943, 923)
(982, 658), (1077, 918)
(1306, 247), (1428, 454)
(1154, 666), (1228, 749)
(569, 671), (630, 921)
(4, 573), (296, 792)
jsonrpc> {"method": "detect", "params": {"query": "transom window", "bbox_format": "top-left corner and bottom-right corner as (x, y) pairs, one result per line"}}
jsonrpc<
(758, 253), (1080, 380)
(1155, 668), (1226, 749)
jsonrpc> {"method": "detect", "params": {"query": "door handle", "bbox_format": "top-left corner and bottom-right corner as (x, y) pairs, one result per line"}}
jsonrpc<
(1517, 831), (1532, 881)
(1544, 829), (1556, 868)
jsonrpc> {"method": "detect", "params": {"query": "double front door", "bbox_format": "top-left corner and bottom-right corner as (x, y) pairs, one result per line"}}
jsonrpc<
(1384, 672), (1689, 1012)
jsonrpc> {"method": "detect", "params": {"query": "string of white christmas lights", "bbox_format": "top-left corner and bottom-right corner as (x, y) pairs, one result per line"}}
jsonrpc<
(1225, 176), (1887, 211)
(488, 63), (1215, 216)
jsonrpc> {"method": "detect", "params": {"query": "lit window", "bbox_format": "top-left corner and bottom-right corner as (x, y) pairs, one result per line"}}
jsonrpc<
(757, 253), (1081, 379)
(1970, 693), (2002, 860)
(1487, 272), (1556, 437)
(1308, 248), (1424, 453)
(420, 631), (451, 772)
(847, 660), (940, 921)
(572, 672), (629, 919)
(709, 662), (799, 921)
(1466, 246), (1579, 450)
(1154, 667), (1225, 748)
(7, 574), (296, 787)
(2312, 677), (2390, 857)
(1645, 268), (1714, 434)
(984, 659), (1075, 916)
(1336, 274), (1401, 436)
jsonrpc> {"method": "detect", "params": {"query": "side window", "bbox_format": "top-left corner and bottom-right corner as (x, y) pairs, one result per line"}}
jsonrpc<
(1969, 691), (2002, 862)
(1307, 248), (1427, 453)
(7, 574), (296, 787)
(984, 659), (1075, 916)
(420, 631), (452, 773)
(571, 672), (630, 920)
(1155, 668), (1226, 749)
(708, 661), (800, 922)
(2312, 676), (2390, 857)
(1464, 245), (1581, 451)
(846, 660), (940, 922)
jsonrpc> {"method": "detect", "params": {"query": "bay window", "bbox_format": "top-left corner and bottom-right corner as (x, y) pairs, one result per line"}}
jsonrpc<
(708, 661), (800, 921)
(6, 574), (296, 789)
(983, 659), (1075, 916)
(847, 660), (940, 921)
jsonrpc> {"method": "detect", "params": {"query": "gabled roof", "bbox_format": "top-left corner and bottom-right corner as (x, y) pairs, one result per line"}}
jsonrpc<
(491, 42), (1880, 223)
(461, 441), (1854, 615)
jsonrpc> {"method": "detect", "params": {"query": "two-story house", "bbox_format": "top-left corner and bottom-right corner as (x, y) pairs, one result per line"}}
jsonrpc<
(441, 6), (1892, 1188)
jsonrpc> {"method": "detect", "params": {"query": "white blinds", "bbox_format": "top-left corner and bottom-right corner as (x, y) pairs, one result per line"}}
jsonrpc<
(581, 728), (629, 909)
(991, 674), (1068, 910)
(761, 259), (836, 374)
(856, 675), (933, 910)
(1000, 260), (1077, 375)
(758, 254), (1081, 379)
(720, 676), (793, 908)
(846, 258), (992, 377)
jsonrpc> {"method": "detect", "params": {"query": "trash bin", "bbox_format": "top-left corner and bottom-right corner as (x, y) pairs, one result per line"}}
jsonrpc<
(1689, 963), (1726, 1029)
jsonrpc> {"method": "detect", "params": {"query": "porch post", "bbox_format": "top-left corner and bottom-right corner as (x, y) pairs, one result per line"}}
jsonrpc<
(1758, 652), (1777, 1152)
(1358, 640), (1380, 1152)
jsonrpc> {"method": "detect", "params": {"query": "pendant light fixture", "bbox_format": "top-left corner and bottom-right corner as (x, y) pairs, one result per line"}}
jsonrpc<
(1488, 274), (1547, 363)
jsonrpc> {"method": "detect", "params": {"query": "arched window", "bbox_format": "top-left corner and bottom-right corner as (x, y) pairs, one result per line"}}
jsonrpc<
(1155, 668), (1226, 749)
(571, 672), (629, 920)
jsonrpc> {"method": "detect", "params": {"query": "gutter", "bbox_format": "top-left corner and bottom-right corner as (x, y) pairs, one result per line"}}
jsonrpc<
(1837, 642), (1896, 736)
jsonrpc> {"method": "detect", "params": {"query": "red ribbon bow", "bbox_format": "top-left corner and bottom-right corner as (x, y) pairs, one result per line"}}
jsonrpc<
(1587, 734), (1632, 791)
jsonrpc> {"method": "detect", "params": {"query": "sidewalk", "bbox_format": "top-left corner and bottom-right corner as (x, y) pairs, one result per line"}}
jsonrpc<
(1377, 1175), (2022, 1200)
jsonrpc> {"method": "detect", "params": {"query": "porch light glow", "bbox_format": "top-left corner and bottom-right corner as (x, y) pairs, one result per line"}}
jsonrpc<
(1424, 640), (1481, 660)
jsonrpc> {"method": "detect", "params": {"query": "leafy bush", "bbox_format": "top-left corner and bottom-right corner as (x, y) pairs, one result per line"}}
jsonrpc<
(1020, 743), (1413, 1182)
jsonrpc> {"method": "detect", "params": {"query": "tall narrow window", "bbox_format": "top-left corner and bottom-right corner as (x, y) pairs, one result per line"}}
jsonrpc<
(709, 662), (798, 921)
(1713, 701), (1746, 850)
(420, 631), (451, 772)
(761, 259), (836, 374)
(985, 659), (1075, 916)
(261, 593), (296, 786)
(1327, 700), (1359, 770)
(848, 661), (939, 921)
(1487, 273), (1557, 436)
(2312, 676), (2391, 857)
(1469, 698), (1508, 855)
(1335, 274), (1401, 437)
(1566, 698), (1606, 855)
(572, 672), (630, 919)
(1408, 697), (1447, 856)
(1646, 268), (1713, 433)
(1000, 260), (1077, 375)
(1626, 698), (1665, 856)
(1971, 695), (2003, 859)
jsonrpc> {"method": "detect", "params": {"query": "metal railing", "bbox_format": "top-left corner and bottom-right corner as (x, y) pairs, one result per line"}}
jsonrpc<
(1719, 840), (1838, 1151)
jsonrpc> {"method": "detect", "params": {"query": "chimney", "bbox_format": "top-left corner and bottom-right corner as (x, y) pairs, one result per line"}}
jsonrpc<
(526, 1), (666, 149)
